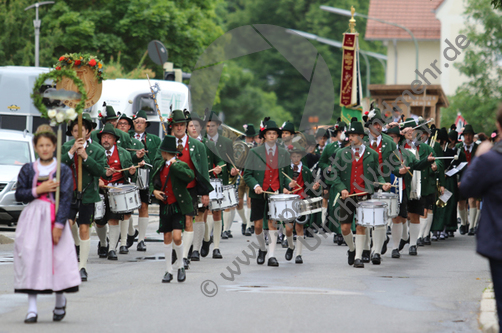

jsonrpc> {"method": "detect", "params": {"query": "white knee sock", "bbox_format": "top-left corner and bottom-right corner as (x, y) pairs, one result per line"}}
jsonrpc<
(296, 236), (303, 256)
(182, 231), (194, 258)
(468, 208), (477, 230)
(355, 234), (365, 260)
(473, 209), (481, 229)
(128, 217), (135, 236)
(204, 215), (214, 242)
(173, 242), (184, 270)
(223, 211), (232, 232)
(71, 222), (80, 246)
(409, 223), (420, 246)
(372, 227), (386, 255)
(53, 293), (65, 316)
(269, 230), (278, 257)
(109, 224), (120, 251)
(95, 225), (108, 246)
(364, 228), (371, 251)
(164, 243), (173, 274)
(459, 208), (468, 226)
(237, 208), (247, 226)
(119, 220), (129, 247)
(392, 223), (403, 250)
(193, 222), (205, 252)
(425, 214), (433, 236)
(213, 220), (222, 249)
(137, 217), (149, 242)
(287, 235), (294, 249)
(322, 207), (327, 225)
(402, 221), (409, 241)
(27, 294), (37, 316)
(343, 231), (355, 251)
(418, 217), (428, 239)
(256, 231), (267, 251)
(79, 239), (90, 270)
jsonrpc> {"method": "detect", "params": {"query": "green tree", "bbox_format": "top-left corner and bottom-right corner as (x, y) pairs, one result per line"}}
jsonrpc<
(440, 0), (502, 134)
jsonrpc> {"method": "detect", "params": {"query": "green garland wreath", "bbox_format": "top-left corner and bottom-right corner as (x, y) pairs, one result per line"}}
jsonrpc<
(31, 68), (88, 121)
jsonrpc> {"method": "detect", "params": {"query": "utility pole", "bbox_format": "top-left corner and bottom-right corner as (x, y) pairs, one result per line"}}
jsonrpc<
(25, 1), (55, 67)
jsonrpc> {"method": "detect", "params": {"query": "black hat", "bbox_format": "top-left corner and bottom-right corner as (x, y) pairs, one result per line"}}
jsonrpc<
(346, 121), (366, 136)
(168, 110), (188, 125)
(260, 117), (282, 136)
(132, 110), (150, 128)
(66, 112), (97, 136)
(364, 103), (385, 126)
(188, 111), (205, 127)
(159, 135), (182, 155)
(438, 127), (449, 142)
(99, 103), (119, 122)
(117, 112), (134, 128)
(448, 124), (458, 141)
(243, 124), (257, 137)
(281, 121), (296, 134)
(315, 128), (329, 139)
(205, 110), (222, 125)
(387, 126), (402, 137)
(462, 124), (475, 135)
(97, 123), (120, 141)
(286, 141), (306, 156)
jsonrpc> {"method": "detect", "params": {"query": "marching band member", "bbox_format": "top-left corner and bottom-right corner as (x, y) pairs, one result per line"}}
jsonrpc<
(302, 134), (321, 169)
(315, 128), (329, 155)
(130, 110), (160, 252)
(456, 124), (479, 235)
(283, 142), (321, 263)
(61, 113), (111, 281)
(281, 121), (296, 147)
(96, 124), (140, 260)
(237, 124), (257, 236)
(151, 135), (195, 283)
(329, 120), (391, 268)
(90, 104), (132, 149)
(14, 125), (80, 323)
(387, 126), (435, 258)
(244, 117), (290, 267)
(166, 110), (212, 269)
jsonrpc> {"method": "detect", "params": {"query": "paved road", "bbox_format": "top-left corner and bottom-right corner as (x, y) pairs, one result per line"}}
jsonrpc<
(0, 210), (490, 333)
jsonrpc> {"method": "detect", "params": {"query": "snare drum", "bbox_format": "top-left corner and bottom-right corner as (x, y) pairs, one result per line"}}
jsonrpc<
(108, 184), (141, 214)
(209, 178), (224, 201)
(95, 194), (106, 220)
(136, 168), (150, 190)
(298, 197), (323, 216)
(356, 200), (388, 227)
(268, 194), (301, 222)
(371, 191), (399, 218)
(215, 185), (238, 211)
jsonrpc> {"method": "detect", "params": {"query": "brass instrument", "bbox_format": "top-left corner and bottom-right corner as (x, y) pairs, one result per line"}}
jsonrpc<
(436, 179), (447, 208)
(430, 130), (438, 147)
(291, 132), (308, 148)
(408, 147), (422, 200)
(233, 140), (253, 169)
(221, 124), (246, 141)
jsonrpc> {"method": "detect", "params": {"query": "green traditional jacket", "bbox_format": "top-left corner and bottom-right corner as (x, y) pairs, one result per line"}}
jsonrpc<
(284, 163), (319, 198)
(456, 141), (478, 180)
(427, 139), (445, 186)
(129, 131), (161, 164)
(150, 159), (195, 215)
(206, 134), (234, 185)
(108, 145), (136, 183)
(318, 141), (343, 171)
(402, 142), (437, 196)
(244, 143), (290, 199)
(390, 147), (434, 198)
(90, 128), (132, 150)
(61, 140), (109, 204)
(328, 146), (386, 196)
(364, 133), (396, 183)
(314, 144), (327, 156)
(128, 136), (149, 165)
(202, 138), (225, 179)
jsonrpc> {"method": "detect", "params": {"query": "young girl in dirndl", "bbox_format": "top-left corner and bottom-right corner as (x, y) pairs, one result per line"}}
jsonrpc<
(14, 125), (80, 323)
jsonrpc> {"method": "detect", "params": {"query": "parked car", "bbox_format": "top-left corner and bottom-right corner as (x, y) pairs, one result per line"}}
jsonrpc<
(0, 129), (35, 226)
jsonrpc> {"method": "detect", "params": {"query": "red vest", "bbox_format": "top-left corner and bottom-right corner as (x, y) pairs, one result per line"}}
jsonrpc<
(350, 153), (365, 195)
(465, 147), (472, 164)
(104, 145), (123, 185)
(263, 148), (280, 191)
(160, 163), (176, 205)
(293, 166), (306, 199)
(177, 138), (197, 188)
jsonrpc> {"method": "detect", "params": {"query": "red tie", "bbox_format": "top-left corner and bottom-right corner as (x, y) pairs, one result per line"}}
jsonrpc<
(355, 149), (360, 159)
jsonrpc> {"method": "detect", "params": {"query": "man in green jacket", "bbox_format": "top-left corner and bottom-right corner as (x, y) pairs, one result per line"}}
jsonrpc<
(90, 104), (132, 149)
(62, 113), (112, 281)
(329, 121), (391, 268)
(244, 118), (290, 267)
(150, 135), (194, 283)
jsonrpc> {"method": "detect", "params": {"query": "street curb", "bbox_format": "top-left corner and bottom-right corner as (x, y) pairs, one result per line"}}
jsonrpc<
(480, 283), (499, 333)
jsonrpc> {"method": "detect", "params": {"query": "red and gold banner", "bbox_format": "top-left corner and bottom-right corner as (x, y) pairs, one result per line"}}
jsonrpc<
(340, 33), (361, 107)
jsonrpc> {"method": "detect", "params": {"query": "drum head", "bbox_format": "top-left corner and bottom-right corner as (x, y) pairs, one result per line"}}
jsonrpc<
(358, 200), (388, 208)
(109, 185), (137, 193)
(269, 194), (300, 201)
(372, 192), (398, 199)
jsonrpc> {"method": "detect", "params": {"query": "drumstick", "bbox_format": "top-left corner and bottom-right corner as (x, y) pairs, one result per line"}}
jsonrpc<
(126, 148), (149, 153)
(347, 192), (368, 197)
(292, 187), (303, 193)
(281, 171), (302, 189)
(208, 165), (226, 173)
(262, 191), (276, 195)
(392, 151), (414, 177)
(332, 192), (340, 207)
(226, 153), (241, 179)
(373, 182), (398, 188)
(113, 163), (144, 172)
(104, 185), (122, 190)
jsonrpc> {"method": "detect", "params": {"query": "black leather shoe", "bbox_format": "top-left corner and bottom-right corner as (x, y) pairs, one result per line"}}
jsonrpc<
(387, 226), (392, 235)
(362, 250), (371, 263)
(212, 249), (223, 259)
(305, 229), (313, 238)
(281, 239), (288, 248)
(409, 245), (417, 256)
(336, 234), (344, 246)
(268, 257), (279, 267)
(137, 240), (147, 252)
(107, 250), (118, 260)
(162, 272), (173, 283)
(183, 257), (190, 269)
(277, 234), (284, 244)
(447, 231), (455, 237)
(381, 236), (389, 255)
(227, 231), (233, 238)
(221, 231), (229, 239)
(371, 253), (381, 265)
(257, 250), (267, 265)
(241, 224), (246, 235)
(126, 229), (138, 248)
(177, 267), (186, 282)
(190, 250), (200, 261)
(354, 259), (364, 268)
(52, 297), (66, 322)
(399, 238), (409, 251)
(80, 268), (88, 282)
(285, 247), (294, 261)
(347, 250), (355, 265)
(250, 226), (255, 234)
(468, 228), (475, 236)
(201, 240), (211, 257)
(295, 255), (303, 264)
(459, 225), (467, 235)
(424, 236), (431, 245)
(417, 237), (424, 246)
(97, 242), (108, 258)
(119, 246), (129, 254)
(245, 228), (252, 236)
(24, 313), (38, 323)
(391, 249), (400, 258)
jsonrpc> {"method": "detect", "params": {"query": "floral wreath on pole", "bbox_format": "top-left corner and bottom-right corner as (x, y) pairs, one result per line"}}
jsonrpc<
(31, 69), (87, 126)
(55, 53), (106, 83)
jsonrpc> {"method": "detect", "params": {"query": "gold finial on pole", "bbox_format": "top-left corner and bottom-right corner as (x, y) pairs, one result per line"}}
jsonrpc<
(349, 6), (356, 33)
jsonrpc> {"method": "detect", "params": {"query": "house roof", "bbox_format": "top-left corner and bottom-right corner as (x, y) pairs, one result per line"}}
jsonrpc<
(365, 0), (444, 41)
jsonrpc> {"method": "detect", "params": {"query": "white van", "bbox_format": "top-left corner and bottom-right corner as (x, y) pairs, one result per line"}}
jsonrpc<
(0, 66), (191, 137)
